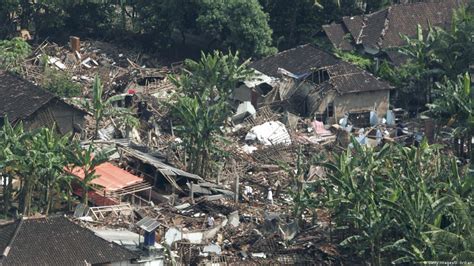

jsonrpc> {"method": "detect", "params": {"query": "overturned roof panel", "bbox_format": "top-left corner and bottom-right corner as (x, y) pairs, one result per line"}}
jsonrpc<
(118, 147), (203, 192)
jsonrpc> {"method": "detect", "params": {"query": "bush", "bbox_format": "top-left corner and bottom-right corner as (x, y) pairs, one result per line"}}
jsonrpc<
(0, 38), (31, 73)
(42, 68), (82, 98)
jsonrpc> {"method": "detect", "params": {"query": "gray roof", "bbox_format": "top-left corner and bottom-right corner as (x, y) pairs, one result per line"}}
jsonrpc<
(0, 216), (138, 265)
(0, 71), (55, 123)
(250, 44), (392, 94)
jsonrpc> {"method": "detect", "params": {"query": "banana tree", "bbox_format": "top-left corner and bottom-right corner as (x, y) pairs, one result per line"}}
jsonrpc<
(170, 51), (252, 178)
(83, 75), (139, 139)
(67, 143), (114, 204)
(0, 118), (26, 217)
(28, 127), (71, 215)
(428, 73), (473, 161)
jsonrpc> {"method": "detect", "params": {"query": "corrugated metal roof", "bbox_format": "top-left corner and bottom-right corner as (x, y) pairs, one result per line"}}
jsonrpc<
(136, 217), (160, 232)
(68, 162), (144, 191)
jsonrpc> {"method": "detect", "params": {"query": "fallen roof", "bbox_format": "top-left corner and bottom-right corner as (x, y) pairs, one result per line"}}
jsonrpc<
(249, 44), (391, 94)
(0, 216), (138, 265)
(118, 147), (203, 193)
(68, 162), (145, 192)
(0, 71), (55, 123)
(323, 0), (466, 51)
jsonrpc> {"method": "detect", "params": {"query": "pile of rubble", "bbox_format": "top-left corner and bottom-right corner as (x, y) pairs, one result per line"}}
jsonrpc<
(14, 36), (440, 265)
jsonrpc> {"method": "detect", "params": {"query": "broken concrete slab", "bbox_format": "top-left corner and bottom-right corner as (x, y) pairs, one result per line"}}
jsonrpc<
(202, 243), (222, 255)
(228, 211), (240, 228)
(245, 121), (292, 146)
(232, 101), (257, 124)
(164, 227), (183, 246)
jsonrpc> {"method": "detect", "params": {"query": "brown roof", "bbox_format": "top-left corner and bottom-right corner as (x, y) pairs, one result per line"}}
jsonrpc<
(342, 16), (364, 43)
(324, 62), (392, 94)
(249, 44), (339, 77)
(322, 24), (354, 51)
(379, 0), (463, 48)
(323, 0), (466, 52)
(0, 216), (138, 265)
(361, 9), (389, 50)
(0, 71), (55, 123)
(250, 44), (391, 94)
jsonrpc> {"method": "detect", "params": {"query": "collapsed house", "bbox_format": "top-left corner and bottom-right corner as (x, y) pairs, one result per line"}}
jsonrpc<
(67, 161), (154, 206)
(243, 44), (392, 124)
(323, 0), (467, 64)
(0, 216), (138, 265)
(0, 70), (87, 134)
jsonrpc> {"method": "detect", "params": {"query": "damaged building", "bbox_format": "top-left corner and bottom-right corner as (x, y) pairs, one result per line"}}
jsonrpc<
(322, 0), (467, 64)
(245, 44), (392, 124)
(0, 70), (87, 134)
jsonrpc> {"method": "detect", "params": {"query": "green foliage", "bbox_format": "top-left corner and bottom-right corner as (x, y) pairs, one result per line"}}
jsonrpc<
(260, 0), (364, 50)
(427, 73), (473, 145)
(313, 140), (474, 264)
(334, 50), (373, 70)
(82, 76), (139, 138)
(0, 119), (76, 216)
(0, 38), (31, 73)
(66, 143), (114, 204)
(0, 117), (118, 214)
(171, 50), (253, 100)
(197, 0), (277, 58)
(170, 51), (253, 178)
(42, 68), (82, 98)
(380, 6), (474, 109)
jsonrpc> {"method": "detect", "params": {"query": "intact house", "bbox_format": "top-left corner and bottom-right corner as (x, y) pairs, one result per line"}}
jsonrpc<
(0, 70), (87, 134)
(322, 0), (467, 65)
(0, 216), (139, 265)
(235, 44), (392, 125)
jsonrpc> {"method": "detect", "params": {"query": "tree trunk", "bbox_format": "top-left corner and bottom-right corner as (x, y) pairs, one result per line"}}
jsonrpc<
(82, 184), (89, 205)
(45, 184), (54, 215)
(3, 175), (11, 218)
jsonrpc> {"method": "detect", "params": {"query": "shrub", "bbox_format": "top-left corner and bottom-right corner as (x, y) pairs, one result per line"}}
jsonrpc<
(0, 37), (31, 73)
(42, 68), (82, 98)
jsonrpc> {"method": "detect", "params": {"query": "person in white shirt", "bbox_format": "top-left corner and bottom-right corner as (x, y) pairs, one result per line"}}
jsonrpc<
(244, 186), (253, 202)
(267, 188), (274, 205)
(207, 216), (215, 228)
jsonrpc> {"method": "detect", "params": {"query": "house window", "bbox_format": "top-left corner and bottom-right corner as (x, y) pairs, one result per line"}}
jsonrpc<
(257, 83), (273, 96)
(327, 102), (334, 118)
(308, 69), (330, 84)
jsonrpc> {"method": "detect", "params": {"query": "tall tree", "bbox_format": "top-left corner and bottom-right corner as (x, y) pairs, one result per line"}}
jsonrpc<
(170, 51), (253, 178)
(196, 0), (276, 58)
